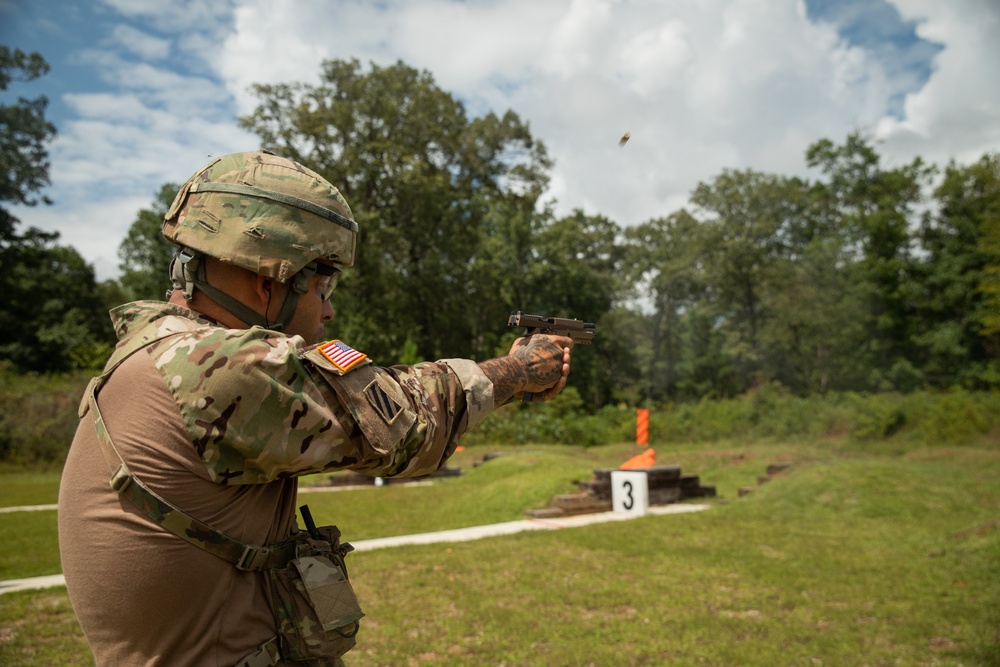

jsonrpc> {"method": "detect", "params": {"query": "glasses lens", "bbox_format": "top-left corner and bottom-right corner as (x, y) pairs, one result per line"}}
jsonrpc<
(319, 269), (340, 300)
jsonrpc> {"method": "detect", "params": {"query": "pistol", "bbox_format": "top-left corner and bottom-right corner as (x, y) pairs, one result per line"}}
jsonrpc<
(507, 311), (596, 402)
(507, 311), (596, 344)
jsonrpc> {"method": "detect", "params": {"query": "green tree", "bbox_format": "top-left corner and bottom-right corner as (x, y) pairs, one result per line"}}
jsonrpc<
(806, 133), (931, 390)
(690, 170), (814, 391)
(0, 228), (113, 372)
(594, 305), (649, 405)
(241, 59), (551, 363)
(0, 47), (56, 240)
(465, 196), (542, 360)
(528, 210), (624, 407)
(761, 231), (868, 393)
(980, 206), (1000, 344)
(0, 48), (113, 372)
(118, 183), (179, 301)
(915, 153), (1000, 386)
(675, 305), (736, 400)
(623, 210), (705, 402)
(624, 160), (880, 399)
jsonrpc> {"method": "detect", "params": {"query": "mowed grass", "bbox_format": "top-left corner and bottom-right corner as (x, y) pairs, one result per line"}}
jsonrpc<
(0, 471), (61, 580)
(0, 471), (61, 508)
(1, 440), (998, 666)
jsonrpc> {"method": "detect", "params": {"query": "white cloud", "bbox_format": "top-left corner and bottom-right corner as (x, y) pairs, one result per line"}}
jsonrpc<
(51, 111), (252, 188)
(877, 0), (1000, 166)
(12, 0), (1000, 281)
(617, 21), (693, 97)
(23, 102), (254, 281)
(11, 6), (257, 282)
(216, 0), (902, 228)
(49, 77), (255, 201)
(10, 195), (154, 281)
(494, 0), (897, 222)
(97, 0), (232, 33)
(74, 50), (225, 114)
(539, 0), (614, 79)
(392, 1), (555, 89)
(109, 24), (171, 60)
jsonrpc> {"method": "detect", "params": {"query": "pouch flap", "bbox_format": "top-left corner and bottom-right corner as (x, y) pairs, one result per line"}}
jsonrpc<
(292, 556), (365, 631)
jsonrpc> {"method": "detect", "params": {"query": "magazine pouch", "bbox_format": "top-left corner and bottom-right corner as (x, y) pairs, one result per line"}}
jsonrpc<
(267, 523), (364, 664)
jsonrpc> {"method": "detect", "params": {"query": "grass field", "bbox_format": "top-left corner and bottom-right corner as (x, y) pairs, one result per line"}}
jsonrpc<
(1, 439), (998, 666)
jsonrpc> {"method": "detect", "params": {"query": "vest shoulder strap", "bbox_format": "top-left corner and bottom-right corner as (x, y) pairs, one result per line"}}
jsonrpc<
(83, 321), (292, 571)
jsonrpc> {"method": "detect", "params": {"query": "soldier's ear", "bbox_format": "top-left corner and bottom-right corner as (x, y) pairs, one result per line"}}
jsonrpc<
(251, 274), (273, 307)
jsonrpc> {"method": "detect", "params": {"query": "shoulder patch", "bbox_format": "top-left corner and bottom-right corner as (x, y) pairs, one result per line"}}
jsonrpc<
(364, 378), (403, 424)
(316, 339), (368, 373)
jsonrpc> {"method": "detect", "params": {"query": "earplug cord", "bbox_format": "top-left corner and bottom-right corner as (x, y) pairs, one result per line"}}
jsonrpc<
(264, 288), (273, 330)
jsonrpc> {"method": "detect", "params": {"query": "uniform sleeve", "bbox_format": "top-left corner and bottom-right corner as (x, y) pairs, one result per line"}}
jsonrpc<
(439, 358), (494, 431)
(148, 326), (494, 484)
(305, 355), (495, 479)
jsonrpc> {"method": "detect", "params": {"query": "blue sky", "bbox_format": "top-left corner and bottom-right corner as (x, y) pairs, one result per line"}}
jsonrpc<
(2, 0), (999, 280)
(804, 0), (944, 118)
(3, 3), (229, 130)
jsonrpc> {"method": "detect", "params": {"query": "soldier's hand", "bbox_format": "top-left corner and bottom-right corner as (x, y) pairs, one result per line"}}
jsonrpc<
(508, 334), (573, 401)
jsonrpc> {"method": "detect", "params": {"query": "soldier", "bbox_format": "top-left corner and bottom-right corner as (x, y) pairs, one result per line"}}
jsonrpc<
(57, 151), (573, 666)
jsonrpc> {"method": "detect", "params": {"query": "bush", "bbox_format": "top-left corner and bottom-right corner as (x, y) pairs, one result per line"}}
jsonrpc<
(909, 387), (996, 444)
(466, 387), (1000, 448)
(3, 361), (998, 468)
(846, 392), (908, 440)
(0, 364), (90, 467)
(463, 388), (633, 447)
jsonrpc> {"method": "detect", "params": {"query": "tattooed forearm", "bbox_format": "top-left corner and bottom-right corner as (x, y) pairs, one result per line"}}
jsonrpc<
(479, 337), (567, 407)
(479, 357), (528, 407)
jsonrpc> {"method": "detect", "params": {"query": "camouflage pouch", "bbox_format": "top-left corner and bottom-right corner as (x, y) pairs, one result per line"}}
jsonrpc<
(268, 519), (364, 664)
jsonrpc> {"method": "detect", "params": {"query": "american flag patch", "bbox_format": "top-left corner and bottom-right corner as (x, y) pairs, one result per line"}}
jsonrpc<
(317, 340), (367, 372)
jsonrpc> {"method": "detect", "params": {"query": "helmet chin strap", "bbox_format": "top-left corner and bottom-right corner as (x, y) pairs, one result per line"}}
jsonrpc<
(168, 248), (311, 332)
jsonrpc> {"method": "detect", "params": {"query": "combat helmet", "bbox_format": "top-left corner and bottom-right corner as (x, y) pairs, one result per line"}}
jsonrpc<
(162, 150), (357, 331)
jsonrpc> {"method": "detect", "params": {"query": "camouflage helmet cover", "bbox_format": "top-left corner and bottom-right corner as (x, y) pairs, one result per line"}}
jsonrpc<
(163, 150), (357, 280)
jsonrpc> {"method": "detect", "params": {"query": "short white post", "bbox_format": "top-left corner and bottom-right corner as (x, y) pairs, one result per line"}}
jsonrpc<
(374, 477), (384, 487)
(610, 470), (649, 516)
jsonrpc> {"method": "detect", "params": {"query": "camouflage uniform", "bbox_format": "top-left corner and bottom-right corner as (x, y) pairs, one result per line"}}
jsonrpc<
(111, 299), (492, 483)
(58, 300), (494, 666)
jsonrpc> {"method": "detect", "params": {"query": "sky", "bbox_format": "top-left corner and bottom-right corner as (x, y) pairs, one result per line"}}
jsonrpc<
(2, 0), (999, 281)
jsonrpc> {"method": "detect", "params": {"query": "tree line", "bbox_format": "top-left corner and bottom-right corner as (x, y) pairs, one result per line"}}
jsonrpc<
(0, 47), (119, 373)
(3, 50), (999, 409)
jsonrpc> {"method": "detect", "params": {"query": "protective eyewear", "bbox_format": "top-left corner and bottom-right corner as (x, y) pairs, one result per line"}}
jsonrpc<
(314, 264), (341, 301)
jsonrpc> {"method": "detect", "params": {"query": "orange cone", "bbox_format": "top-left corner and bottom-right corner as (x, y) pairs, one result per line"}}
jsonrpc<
(619, 448), (656, 470)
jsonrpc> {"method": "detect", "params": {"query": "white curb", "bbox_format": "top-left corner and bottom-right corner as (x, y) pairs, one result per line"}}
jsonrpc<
(0, 504), (58, 514)
(0, 504), (711, 594)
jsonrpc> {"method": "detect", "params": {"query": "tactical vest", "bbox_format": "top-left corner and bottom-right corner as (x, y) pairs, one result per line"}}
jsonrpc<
(79, 324), (363, 667)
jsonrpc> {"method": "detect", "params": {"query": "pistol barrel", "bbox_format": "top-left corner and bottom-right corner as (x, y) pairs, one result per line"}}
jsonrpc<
(508, 311), (596, 344)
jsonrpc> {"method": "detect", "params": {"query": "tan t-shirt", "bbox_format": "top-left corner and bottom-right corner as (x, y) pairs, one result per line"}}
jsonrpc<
(59, 347), (294, 665)
(58, 302), (494, 666)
